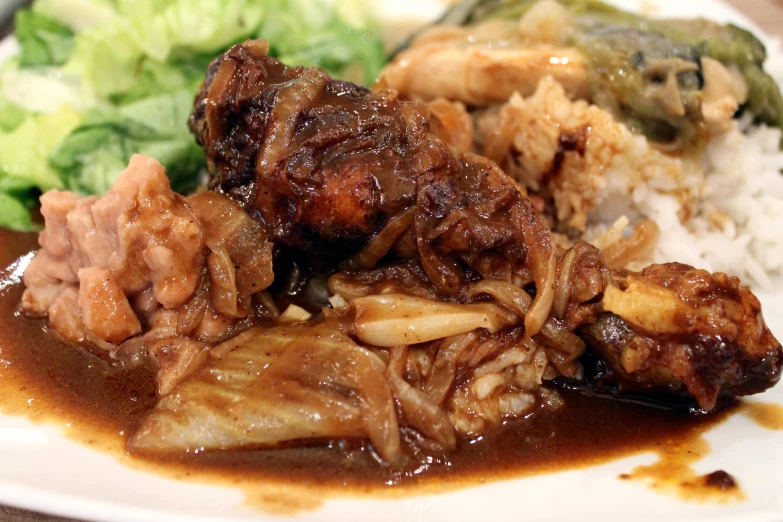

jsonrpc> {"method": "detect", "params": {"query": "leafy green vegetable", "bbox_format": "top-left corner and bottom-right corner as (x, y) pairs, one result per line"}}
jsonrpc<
(51, 90), (202, 195)
(0, 107), (82, 192)
(0, 192), (35, 231)
(62, 0), (264, 97)
(33, 0), (119, 32)
(62, 0), (384, 98)
(0, 59), (93, 113)
(15, 9), (75, 67)
(0, 107), (82, 230)
(0, 96), (29, 132)
(261, 0), (386, 84)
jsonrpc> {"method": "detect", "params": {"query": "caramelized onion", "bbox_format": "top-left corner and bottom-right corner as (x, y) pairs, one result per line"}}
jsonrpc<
(343, 208), (416, 270)
(602, 220), (660, 271)
(467, 280), (585, 374)
(387, 345), (456, 451)
(424, 332), (479, 404)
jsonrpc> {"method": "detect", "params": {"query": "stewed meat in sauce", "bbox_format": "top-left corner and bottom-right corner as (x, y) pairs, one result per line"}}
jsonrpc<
(17, 40), (782, 470)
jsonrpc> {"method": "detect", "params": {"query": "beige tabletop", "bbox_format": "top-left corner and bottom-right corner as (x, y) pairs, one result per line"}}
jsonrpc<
(726, 0), (783, 35)
(1, 0), (783, 521)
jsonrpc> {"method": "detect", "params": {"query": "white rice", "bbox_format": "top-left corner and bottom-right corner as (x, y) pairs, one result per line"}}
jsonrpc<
(609, 37), (783, 290)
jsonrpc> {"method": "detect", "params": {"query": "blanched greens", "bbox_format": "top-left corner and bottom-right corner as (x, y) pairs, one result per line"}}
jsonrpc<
(0, 0), (387, 230)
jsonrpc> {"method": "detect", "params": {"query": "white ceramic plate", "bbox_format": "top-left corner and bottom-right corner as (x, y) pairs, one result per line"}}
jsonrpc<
(1, 1), (782, 521)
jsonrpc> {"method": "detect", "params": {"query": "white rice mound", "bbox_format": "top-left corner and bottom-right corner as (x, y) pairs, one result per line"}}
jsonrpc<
(608, 38), (783, 290)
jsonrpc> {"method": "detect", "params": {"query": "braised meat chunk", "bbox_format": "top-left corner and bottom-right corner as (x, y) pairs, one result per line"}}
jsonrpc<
(189, 39), (562, 337)
(583, 263), (782, 409)
(22, 154), (274, 395)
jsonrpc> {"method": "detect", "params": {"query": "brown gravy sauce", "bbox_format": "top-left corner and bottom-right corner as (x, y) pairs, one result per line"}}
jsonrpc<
(620, 434), (744, 503)
(739, 402), (783, 430)
(0, 228), (776, 512)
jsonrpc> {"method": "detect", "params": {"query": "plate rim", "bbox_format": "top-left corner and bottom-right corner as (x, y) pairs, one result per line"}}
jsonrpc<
(0, 1), (781, 521)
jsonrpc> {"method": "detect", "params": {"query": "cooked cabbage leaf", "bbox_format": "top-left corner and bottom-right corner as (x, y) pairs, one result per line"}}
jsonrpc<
(129, 325), (370, 452)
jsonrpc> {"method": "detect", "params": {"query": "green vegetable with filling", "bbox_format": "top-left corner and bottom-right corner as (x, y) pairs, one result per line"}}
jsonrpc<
(428, 0), (783, 146)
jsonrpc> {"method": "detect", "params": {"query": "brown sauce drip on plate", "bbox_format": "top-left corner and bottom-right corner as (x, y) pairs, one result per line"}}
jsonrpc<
(619, 432), (744, 503)
(739, 402), (783, 430)
(0, 228), (770, 511)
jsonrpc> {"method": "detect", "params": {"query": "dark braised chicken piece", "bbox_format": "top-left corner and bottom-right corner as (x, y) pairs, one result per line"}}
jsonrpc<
(581, 264), (782, 410)
(189, 40), (782, 412)
(189, 39), (561, 338)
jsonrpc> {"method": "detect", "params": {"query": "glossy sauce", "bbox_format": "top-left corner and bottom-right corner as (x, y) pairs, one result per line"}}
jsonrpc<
(0, 228), (769, 509)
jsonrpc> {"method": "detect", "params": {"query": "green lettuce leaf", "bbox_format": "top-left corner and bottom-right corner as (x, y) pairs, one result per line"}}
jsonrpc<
(64, 0), (265, 97)
(259, 0), (386, 84)
(15, 9), (76, 67)
(33, 0), (119, 32)
(50, 89), (202, 195)
(0, 106), (83, 192)
(0, 107), (81, 231)
(108, 50), (215, 105)
(0, 192), (35, 231)
(63, 0), (385, 98)
(0, 0), (388, 231)
(0, 57), (93, 113)
(115, 0), (265, 60)
(0, 95), (29, 131)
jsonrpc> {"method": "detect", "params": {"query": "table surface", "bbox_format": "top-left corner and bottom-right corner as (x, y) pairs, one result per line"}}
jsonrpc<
(1, 0), (783, 521)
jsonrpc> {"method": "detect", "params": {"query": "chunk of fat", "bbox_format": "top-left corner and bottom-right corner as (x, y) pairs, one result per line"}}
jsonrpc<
(602, 281), (684, 335)
(278, 304), (313, 324)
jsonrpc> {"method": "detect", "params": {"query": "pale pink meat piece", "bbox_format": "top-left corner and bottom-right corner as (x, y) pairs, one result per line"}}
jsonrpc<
(23, 154), (206, 316)
(22, 154), (275, 396)
(21, 251), (70, 315)
(47, 286), (85, 343)
(80, 154), (205, 307)
(78, 267), (142, 344)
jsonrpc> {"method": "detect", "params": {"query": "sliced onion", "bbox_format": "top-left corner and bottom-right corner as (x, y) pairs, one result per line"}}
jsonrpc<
(352, 293), (517, 347)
